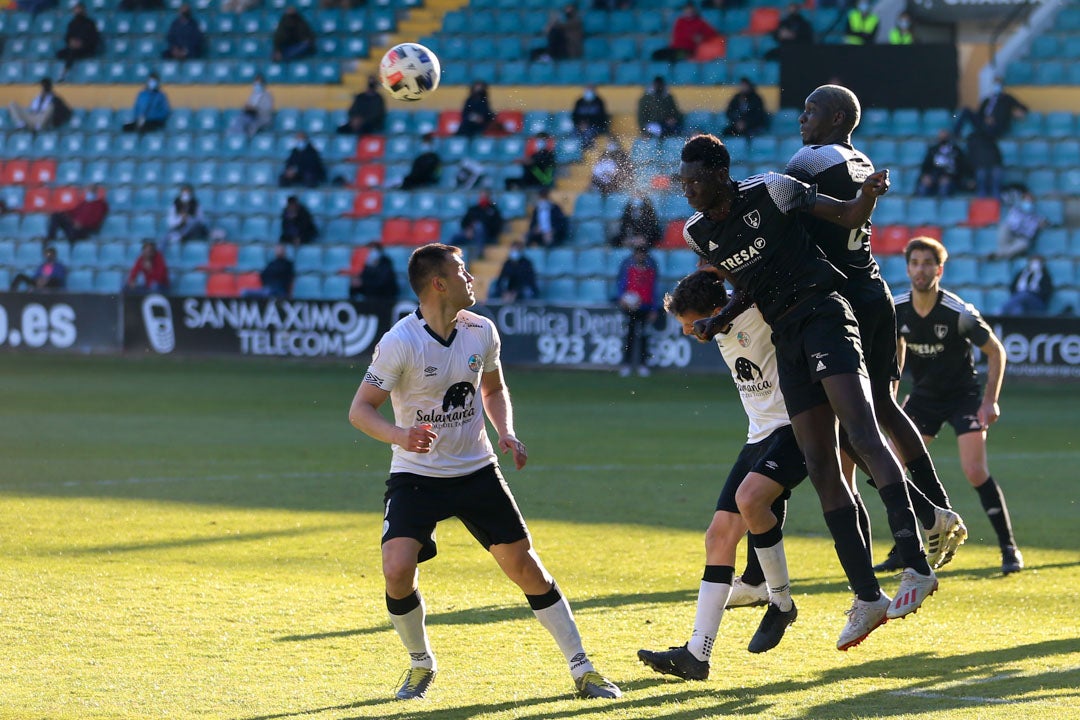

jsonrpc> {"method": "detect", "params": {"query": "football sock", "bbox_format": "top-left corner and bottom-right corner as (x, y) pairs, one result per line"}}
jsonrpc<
(687, 565), (734, 662)
(853, 491), (873, 560)
(741, 494), (787, 586)
(750, 523), (793, 612)
(906, 453), (951, 510)
(975, 476), (1017, 549)
(878, 482), (933, 575)
(387, 591), (435, 670)
(527, 583), (594, 679)
(904, 477), (938, 530)
(824, 505), (882, 602)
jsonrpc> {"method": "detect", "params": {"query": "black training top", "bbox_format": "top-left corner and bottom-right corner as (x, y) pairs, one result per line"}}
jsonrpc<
(894, 287), (993, 399)
(683, 172), (844, 324)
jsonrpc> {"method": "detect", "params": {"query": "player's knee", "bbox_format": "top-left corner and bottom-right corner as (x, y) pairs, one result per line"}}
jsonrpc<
(844, 424), (885, 460)
(961, 461), (989, 485)
(705, 514), (740, 549)
(381, 554), (417, 587)
(735, 483), (768, 516)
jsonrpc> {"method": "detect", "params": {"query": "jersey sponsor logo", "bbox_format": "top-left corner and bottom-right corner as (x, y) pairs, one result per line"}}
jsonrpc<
(753, 237), (766, 250)
(736, 331), (751, 348)
(934, 324), (949, 339)
(735, 357), (764, 382)
(811, 352), (829, 359)
(364, 370), (387, 388)
(717, 242), (764, 272)
(734, 357), (773, 395)
(424, 365), (438, 377)
(907, 342), (945, 357)
(468, 353), (483, 372)
(442, 381), (476, 411)
(743, 209), (761, 228)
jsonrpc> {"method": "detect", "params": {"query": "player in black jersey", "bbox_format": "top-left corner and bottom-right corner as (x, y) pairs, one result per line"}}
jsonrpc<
(896, 237), (1023, 575)
(786, 85), (968, 573)
(680, 134), (938, 649)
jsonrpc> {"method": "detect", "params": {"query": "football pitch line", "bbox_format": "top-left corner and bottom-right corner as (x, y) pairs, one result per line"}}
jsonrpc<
(889, 665), (1080, 706)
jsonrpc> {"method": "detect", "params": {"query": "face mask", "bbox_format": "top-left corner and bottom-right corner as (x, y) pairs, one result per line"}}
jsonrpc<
(1030, 260), (1043, 271)
(508, 250), (522, 261)
(253, 81), (263, 91)
(898, 18), (910, 29)
(606, 141), (619, 152)
(180, 192), (192, 202)
(295, 138), (307, 149)
(583, 90), (595, 101)
(1020, 200), (1034, 213)
(857, 2), (870, 12)
(147, 79), (159, 90)
(368, 250), (382, 262)
(631, 197), (643, 208)
(991, 82), (1003, 94)
(85, 191), (97, 201)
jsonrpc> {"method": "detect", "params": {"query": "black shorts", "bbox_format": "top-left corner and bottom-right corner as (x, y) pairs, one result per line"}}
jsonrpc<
(382, 464), (529, 563)
(903, 392), (984, 438)
(851, 295), (901, 394)
(716, 425), (807, 514)
(771, 292), (867, 418)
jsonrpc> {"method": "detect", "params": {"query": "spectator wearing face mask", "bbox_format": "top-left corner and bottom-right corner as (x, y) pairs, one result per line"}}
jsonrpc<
(490, 241), (539, 302)
(163, 184), (208, 250)
(10, 246), (67, 292)
(611, 191), (661, 248)
(45, 184), (108, 246)
(454, 190), (504, 261)
(399, 133), (442, 190)
(8, 77), (72, 133)
(590, 138), (630, 196)
(162, 3), (204, 60)
(272, 6), (316, 62)
(1001, 255), (1053, 316)
(243, 243), (295, 299)
(336, 75), (386, 135)
(229, 74), (274, 138)
(571, 84), (609, 151)
(524, 187), (568, 248)
(56, 2), (101, 82)
(122, 74), (171, 133)
(637, 76), (683, 138)
(280, 195), (318, 246)
(991, 191), (1048, 260)
(350, 242), (399, 301)
(917, 130), (966, 198)
(888, 12), (913, 44)
(279, 131), (326, 187)
(954, 78), (1028, 141)
(843, 0), (879, 45)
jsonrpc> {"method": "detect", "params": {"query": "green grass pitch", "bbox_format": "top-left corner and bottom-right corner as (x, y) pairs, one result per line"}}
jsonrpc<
(0, 353), (1077, 720)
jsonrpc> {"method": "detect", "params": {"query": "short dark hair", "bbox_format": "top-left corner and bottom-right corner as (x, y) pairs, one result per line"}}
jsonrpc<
(408, 243), (462, 296)
(663, 269), (729, 317)
(681, 134), (731, 171)
(904, 236), (948, 265)
(809, 84), (862, 135)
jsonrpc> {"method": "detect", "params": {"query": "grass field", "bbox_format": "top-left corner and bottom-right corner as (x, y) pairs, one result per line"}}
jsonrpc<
(0, 353), (1077, 720)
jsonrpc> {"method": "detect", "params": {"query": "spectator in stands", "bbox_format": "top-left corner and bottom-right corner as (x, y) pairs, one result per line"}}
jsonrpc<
(336, 75), (386, 135)
(162, 3), (204, 60)
(888, 11), (913, 44)
(530, 9), (570, 62)
(571, 84), (610, 151)
(244, 243), (295, 299)
(8, 77), (71, 132)
(350, 241), (399, 301)
(637, 76), (683, 138)
(280, 195), (318, 246)
(1001, 255), (1053, 316)
(992, 191), (1048, 260)
(563, 4), (585, 59)
(125, 241), (170, 294)
(9, 245), (66, 292)
(278, 131), (327, 188)
(651, 2), (718, 62)
(17, 0), (58, 13)
(121, 73), (171, 133)
(615, 241), (659, 377)
(592, 0), (631, 9)
(611, 190), (661, 248)
(399, 133), (442, 190)
(490, 241), (539, 302)
(272, 6), (316, 62)
(229, 74), (274, 138)
(455, 157), (488, 190)
(56, 2), (101, 82)
(163, 184), (209, 251)
(507, 132), (558, 190)
(45, 184), (108, 246)
(460, 190), (504, 260)
(590, 138), (630, 196)
(456, 80), (496, 138)
(765, 3), (814, 60)
(121, 0), (165, 9)
(966, 125), (1003, 198)
(917, 130), (966, 198)
(954, 78), (1028, 140)
(524, 187), (568, 248)
(843, 0), (879, 45)
(722, 77), (768, 138)
(221, 0), (257, 12)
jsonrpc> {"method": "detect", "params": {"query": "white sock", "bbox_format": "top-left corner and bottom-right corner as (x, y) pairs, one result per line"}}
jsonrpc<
(388, 594), (436, 671)
(755, 539), (793, 612)
(531, 591), (595, 680)
(686, 581), (731, 662)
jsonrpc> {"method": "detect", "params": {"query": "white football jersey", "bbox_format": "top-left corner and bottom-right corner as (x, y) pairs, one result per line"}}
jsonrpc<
(363, 309), (499, 477)
(714, 305), (791, 443)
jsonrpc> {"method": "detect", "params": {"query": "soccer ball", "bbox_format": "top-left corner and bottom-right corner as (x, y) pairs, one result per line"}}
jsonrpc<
(378, 43), (441, 102)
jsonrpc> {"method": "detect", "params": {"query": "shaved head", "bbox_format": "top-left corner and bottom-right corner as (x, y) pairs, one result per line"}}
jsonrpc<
(808, 84), (861, 135)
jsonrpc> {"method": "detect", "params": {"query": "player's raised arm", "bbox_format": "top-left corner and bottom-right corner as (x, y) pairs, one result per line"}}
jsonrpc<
(807, 169), (890, 229)
(692, 286), (752, 342)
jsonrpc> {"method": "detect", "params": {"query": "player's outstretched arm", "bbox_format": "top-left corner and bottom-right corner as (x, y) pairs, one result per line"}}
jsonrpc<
(480, 367), (527, 469)
(808, 169), (890, 229)
(977, 332), (1007, 428)
(349, 382), (437, 453)
(692, 286), (752, 342)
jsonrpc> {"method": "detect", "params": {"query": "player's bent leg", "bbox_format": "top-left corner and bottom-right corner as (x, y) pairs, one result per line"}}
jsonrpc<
(489, 538), (552, 595)
(382, 536), (423, 599)
(956, 430), (991, 488)
(737, 475), (797, 653)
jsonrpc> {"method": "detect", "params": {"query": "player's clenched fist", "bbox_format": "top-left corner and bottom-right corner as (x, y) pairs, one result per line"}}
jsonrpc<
(404, 423), (438, 453)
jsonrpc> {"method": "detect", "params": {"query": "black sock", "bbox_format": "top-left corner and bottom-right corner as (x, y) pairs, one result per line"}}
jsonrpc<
(740, 495), (786, 585)
(853, 492), (873, 561)
(878, 482), (932, 575)
(906, 453), (951, 510)
(823, 505), (881, 602)
(386, 590), (421, 615)
(975, 476), (1017, 550)
(905, 478), (938, 529)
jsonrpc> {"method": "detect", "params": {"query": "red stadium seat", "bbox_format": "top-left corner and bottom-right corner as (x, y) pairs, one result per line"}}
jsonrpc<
(910, 225), (943, 242)
(382, 218), (412, 244)
(875, 224), (911, 255)
(496, 111), (524, 134)
(28, 159), (57, 185)
(206, 272), (239, 298)
(354, 135), (386, 161)
(413, 218), (441, 243)
(347, 191), (383, 218)
(346, 246), (369, 275)
(51, 186), (83, 212)
(693, 35), (727, 61)
(660, 219), (687, 249)
(235, 272), (262, 294)
(2, 159), (29, 185)
(966, 198), (1001, 227)
(353, 163), (385, 189)
(202, 242), (239, 271)
(22, 187), (51, 212)
(437, 111), (462, 136)
(749, 8), (781, 34)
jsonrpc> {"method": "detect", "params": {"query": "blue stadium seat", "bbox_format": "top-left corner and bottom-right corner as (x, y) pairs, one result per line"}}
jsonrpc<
(179, 241), (210, 270)
(322, 274), (350, 299)
(1044, 112), (1074, 138)
(94, 269), (124, 294)
(236, 244), (267, 271)
(65, 269), (95, 293)
(575, 248), (609, 277)
(945, 257), (978, 286)
(173, 271), (206, 297)
(291, 274), (323, 299)
(941, 226), (974, 254)
(1034, 61), (1066, 85)
(891, 109), (921, 136)
(980, 259), (1012, 286)
(98, 239), (131, 267)
(544, 248), (576, 276)
(543, 277), (577, 301)
(577, 278), (610, 303)
(238, 216), (273, 243)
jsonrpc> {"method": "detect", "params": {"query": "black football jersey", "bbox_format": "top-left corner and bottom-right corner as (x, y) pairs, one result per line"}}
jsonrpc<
(683, 173), (844, 324)
(894, 288), (993, 399)
(786, 143), (887, 307)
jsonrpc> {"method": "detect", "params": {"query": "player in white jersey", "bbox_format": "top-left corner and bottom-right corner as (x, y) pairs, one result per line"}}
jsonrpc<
(638, 270), (811, 680)
(349, 244), (620, 701)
